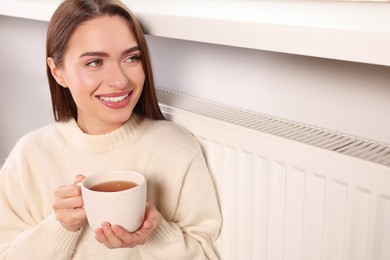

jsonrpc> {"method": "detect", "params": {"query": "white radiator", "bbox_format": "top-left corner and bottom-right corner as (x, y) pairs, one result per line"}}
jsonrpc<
(157, 88), (390, 260)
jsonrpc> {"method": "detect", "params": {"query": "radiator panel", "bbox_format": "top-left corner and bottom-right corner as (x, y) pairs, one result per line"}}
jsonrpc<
(157, 89), (390, 260)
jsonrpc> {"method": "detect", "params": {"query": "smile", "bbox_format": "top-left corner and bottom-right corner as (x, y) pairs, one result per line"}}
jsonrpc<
(99, 93), (130, 103)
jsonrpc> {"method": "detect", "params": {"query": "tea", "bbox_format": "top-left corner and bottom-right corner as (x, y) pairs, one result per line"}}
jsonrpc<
(89, 181), (137, 192)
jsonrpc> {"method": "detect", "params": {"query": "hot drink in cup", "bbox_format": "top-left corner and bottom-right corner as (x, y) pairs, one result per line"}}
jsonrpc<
(81, 170), (146, 232)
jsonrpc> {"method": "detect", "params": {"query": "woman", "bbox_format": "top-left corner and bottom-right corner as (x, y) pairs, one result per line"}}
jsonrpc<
(0, 0), (221, 259)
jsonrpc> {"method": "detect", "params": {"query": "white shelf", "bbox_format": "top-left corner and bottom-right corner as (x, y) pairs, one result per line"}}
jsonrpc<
(1, 0), (390, 66)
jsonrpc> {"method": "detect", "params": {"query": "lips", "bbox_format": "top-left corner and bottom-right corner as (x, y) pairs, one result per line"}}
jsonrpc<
(96, 91), (133, 109)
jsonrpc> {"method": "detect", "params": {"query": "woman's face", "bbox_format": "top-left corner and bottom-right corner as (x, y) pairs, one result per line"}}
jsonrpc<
(49, 15), (145, 134)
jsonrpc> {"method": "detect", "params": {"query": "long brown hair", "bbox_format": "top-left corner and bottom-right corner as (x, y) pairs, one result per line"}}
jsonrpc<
(46, 0), (164, 121)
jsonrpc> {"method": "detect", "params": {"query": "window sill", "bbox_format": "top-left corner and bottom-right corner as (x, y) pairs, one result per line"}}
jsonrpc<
(1, 0), (389, 66)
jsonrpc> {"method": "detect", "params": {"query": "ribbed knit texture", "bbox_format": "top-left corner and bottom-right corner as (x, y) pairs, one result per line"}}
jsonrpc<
(0, 115), (221, 259)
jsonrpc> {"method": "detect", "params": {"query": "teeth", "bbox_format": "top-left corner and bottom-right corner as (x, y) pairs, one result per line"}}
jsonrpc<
(99, 93), (129, 103)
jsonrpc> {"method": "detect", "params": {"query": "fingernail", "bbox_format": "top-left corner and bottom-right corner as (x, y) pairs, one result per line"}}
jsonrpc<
(145, 221), (153, 229)
(102, 222), (111, 229)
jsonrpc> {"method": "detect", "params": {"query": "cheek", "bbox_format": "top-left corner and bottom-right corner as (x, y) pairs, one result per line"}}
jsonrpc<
(62, 71), (101, 108)
(139, 73), (146, 89)
(134, 67), (146, 88)
(65, 69), (101, 92)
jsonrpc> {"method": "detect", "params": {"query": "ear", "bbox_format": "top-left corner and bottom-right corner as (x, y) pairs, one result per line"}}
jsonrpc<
(47, 57), (67, 88)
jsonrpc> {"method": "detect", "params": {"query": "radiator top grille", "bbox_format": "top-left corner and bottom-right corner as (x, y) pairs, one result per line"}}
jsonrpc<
(157, 89), (390, 167)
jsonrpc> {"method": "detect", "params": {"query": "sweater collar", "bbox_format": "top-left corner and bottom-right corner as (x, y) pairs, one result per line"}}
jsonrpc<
(56, 114), (146, 152)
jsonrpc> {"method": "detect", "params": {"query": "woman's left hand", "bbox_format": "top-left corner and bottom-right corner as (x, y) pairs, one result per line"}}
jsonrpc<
(95, 202), (162, 248)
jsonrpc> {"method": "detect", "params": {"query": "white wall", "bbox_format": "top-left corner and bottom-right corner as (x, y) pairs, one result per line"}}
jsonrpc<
(148, 36), (390, 144)
(1, 15), (390, 163)
(0, 16), (52, 163)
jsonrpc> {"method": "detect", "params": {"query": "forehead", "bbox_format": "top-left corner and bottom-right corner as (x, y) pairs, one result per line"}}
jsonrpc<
(67, 15), (138, 55)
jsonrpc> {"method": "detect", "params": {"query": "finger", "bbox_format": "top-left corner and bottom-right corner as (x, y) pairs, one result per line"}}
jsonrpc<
(142, 203), (162, 230)
(112, 225), (148, 247)
(53, 195), (84, 209)
(142, 220), (153, 229)
(102, 222), (125, 248)
(54, 184), (82, 199)
(95, 227), (120, 249)
(95, 228), (109, 245)
(135, 221), (155, 237)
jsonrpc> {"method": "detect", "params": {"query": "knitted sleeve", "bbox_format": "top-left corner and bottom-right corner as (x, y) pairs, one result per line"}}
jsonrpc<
(139, 149), (222, 260)
(0, 140), (82, 260)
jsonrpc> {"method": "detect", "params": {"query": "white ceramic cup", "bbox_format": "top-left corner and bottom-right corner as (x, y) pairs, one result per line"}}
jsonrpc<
(81, 170), (146, 233)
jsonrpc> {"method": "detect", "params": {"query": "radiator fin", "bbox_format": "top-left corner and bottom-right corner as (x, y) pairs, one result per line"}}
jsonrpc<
(157, 88), (390, 167)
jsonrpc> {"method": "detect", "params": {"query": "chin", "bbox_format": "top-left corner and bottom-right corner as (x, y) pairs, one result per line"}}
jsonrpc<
(109, 111), (133, 124)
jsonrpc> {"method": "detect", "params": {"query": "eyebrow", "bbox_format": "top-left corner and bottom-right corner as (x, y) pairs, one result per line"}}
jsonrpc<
(79, 46), (140, 58)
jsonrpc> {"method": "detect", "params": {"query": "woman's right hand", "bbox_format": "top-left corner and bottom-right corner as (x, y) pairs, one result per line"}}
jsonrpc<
(52, 175), (87, 232)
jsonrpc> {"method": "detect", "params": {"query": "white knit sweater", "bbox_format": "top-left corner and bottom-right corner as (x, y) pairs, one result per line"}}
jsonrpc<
(0, 115), (221, 259)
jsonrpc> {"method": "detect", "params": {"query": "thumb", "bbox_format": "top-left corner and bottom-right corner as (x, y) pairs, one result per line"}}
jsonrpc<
(74, 174), (86, 185)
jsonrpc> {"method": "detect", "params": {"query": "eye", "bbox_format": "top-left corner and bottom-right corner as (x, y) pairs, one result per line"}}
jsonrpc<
(86, 58), (104, 67)
(124, 55), (141, 64)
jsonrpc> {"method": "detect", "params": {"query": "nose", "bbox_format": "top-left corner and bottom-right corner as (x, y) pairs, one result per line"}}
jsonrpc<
(106, 64), (129, 89)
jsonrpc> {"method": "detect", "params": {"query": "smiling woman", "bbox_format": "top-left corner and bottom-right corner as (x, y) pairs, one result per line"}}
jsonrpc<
(47, 15), (146, 134)
(45, 0), (163, 125)
(0, 0), (221, 259)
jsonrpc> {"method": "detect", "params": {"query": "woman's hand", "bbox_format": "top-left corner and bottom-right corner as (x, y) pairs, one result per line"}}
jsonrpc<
(52, 175), (87, 232)
(95, 202), (162, 248)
